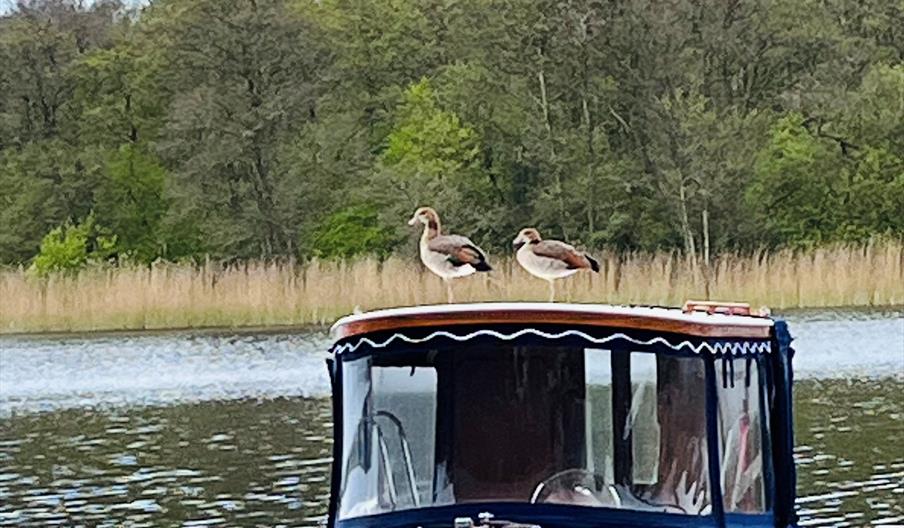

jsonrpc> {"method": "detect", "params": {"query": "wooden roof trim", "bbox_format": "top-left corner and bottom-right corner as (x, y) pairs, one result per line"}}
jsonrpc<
(332, 309), (773, 340)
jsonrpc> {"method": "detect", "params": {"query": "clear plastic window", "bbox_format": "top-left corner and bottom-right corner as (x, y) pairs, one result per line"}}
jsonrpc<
(339, 359), (437, 518)
(630, 353), (660, 484)
(627, 354), (711, 514)
(584, 349), (614, 481)
(717, 356), (770, 513)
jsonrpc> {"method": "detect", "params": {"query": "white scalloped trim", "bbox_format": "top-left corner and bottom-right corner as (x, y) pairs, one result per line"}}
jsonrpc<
(332, 328), (771, 355)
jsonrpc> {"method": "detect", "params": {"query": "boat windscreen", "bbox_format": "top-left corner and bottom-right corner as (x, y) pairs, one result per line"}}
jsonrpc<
(337, 342), (727, 520)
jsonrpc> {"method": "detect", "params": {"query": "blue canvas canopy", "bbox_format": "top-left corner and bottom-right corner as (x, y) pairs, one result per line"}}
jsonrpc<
(326, 303), (796, 528)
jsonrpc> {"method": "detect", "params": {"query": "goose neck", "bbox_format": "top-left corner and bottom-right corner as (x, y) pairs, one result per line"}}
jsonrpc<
(422, 219), (440, 241)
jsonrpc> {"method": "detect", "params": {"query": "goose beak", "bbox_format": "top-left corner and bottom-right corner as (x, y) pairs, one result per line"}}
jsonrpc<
(407, 215), (418, 226)
(513, 237), (525, 250)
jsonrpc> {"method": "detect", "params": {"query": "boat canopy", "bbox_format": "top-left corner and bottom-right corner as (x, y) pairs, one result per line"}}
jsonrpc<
(326, 303), (796, 528)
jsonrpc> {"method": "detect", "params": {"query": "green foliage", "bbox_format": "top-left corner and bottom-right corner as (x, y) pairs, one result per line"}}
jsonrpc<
(848, 64), (904, 153)
(748, 115), (844, 246)
(383, 79), (480, 181)
(0, 141), (101, 263)
(30, 223), (91, 276)
(749, 112), (904, 246)
(842, 147), (904, 240)
(310, 206), (398, 260)
(1, 0), (903, 268)
(29, 215), (117, 276)
(94, 145), (170, 262)
(377, 78), (501, 248)
(152, 0), (318, 259)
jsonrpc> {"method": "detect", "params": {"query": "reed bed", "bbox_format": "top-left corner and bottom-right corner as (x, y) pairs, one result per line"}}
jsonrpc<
(1, 241), (901, 334)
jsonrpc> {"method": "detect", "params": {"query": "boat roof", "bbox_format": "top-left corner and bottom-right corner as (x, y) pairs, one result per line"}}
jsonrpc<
(330, 302), (774, 341)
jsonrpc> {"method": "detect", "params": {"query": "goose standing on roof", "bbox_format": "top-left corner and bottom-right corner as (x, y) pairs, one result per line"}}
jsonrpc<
(513, 228), (599, 302)
(408, 207), (492, 303)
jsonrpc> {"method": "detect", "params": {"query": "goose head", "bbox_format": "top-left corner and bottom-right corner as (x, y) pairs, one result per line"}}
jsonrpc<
(407, 206), (440, 227)
(513, 228), (542, 250)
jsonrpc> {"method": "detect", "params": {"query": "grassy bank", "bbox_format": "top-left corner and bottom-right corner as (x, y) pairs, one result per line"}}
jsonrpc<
(1, 241), (902, 334)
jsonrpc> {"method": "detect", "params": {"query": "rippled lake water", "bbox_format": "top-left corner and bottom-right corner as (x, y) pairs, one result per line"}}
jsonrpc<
(0, 309), (901, 527)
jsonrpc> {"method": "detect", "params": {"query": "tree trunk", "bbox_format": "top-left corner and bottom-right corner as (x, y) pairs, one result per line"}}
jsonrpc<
(702, 207), (710, 268)
(702, 207), (711, 299)
(583, 94), (595, 234)
(537, 55), (552, 137)
(251, 145), (284, 258)
(536, 47), (567, 238)
(678, 179), (699, 279)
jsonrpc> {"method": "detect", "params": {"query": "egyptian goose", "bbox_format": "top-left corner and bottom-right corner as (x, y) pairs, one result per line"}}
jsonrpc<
(513, 228), (599, 302)
(408, 207), (492, 303)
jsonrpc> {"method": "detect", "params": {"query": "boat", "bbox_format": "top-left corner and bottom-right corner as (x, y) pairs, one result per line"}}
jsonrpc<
(325, 301), (797, 528)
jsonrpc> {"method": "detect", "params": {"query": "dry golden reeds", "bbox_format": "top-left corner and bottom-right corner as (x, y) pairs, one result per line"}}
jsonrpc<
(1, 240), (901, 334)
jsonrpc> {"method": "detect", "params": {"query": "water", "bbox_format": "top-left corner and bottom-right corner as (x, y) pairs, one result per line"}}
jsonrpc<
(0, 310), (901, 526)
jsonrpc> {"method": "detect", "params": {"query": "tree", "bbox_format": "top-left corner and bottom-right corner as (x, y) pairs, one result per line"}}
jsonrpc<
(154, 0), (321, 259)
(0, 0), (121, 264)
(309, 205), (398, 260)
(0, 0), (121, 147)
(841, 147), (904, 240)
(1, 0), (903, 265)
(0, 141), (101, 263)
(747, 115), (845, 246)
(377, 78), (500, 246)
(92, 145), (172, 262)
(29, 213), (117, 276)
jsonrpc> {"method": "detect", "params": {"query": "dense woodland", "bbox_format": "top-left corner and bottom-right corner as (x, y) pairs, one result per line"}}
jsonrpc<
(1, 0), (903, 272)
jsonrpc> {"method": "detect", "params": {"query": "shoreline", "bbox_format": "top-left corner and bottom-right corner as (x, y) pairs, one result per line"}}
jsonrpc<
(3, 242), (902, 336)
(0, 322), (327, 340)
(2, 303), (901, 339)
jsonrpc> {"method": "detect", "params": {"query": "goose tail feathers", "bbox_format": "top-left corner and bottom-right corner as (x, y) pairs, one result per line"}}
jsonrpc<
(472, 260), (493, 272)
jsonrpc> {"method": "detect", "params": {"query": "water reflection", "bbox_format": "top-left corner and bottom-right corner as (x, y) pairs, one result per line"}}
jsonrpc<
(0, 398), (333, 527)
(2, 380), (901, 526)
(794, 378), (904, 527)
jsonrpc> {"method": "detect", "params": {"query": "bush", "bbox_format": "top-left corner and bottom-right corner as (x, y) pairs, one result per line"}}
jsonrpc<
(309, 206), (397, 260)
(29, 223), (90, 276)
(29, 215), (118, 276)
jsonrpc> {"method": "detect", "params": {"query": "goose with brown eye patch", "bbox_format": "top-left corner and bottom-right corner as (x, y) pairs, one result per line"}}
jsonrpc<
(407, 206), (492, 303)
(512, 227), (599, 302)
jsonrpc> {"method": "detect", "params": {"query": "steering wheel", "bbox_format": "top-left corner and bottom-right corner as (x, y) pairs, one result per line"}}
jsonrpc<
(530, 469), (622, 508)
